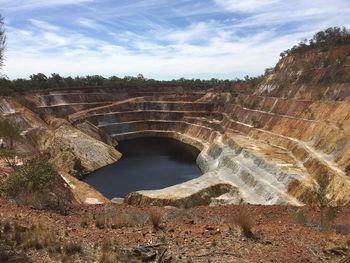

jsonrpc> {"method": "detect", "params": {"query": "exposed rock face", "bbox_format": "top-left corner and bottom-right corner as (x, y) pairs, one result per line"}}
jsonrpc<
(0, 97), (121, 204)
(33, 116), (121, 174)
(255, 45), (350, 100)
(2, 46), (350, 207)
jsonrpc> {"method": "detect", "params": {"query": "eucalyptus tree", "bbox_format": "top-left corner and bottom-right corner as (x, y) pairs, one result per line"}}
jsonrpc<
(0, 15), (5, 70)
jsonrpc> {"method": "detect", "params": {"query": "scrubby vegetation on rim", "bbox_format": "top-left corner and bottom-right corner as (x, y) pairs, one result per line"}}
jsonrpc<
(0, 73), (264, 96)
(280, 27), (350, 57)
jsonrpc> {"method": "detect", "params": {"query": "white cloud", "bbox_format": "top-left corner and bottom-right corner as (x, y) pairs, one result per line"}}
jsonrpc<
(76, 18), (100, 30)
(215, 0), (350, 30)
(29, 19), (60, 31)
(0, 0), (94, 11)
(1, 0), (350, 79)
(214, 0), (281, 12)
(42, 32), (69, 46)
(165, 22), (217, 44)
(3, 21), (301, 80)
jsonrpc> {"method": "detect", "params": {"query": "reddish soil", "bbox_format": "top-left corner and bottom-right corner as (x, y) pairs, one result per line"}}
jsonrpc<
(0, 198), (349, 263)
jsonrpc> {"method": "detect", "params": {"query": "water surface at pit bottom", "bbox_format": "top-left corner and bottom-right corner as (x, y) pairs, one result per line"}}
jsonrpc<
(83, 137), (202, 198)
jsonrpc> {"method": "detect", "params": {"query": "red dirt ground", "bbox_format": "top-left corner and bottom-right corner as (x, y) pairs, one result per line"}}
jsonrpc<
(0, 198), (349, 263)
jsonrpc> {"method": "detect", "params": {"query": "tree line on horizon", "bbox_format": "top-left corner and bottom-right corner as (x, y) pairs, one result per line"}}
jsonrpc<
(0, 73), (265, 95)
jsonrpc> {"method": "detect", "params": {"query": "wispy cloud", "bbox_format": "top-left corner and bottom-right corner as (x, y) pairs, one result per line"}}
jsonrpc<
(76, 18), (100, 30)
(214, 0), (281, 12)
(1, 0), (350, 79)
(29, 19), (60, 31)
(0, 0), (94, 11)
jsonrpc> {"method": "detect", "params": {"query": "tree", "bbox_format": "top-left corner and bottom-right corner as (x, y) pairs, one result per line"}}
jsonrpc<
(0, 119), (21, 149)
(0, 14), (6, 71)
(48, 73), (65, 87)
(30, 73), (48, 89)
(136, 73), (145, 81)
(0, 119), (22, 169)
(85, 75), (106, 86)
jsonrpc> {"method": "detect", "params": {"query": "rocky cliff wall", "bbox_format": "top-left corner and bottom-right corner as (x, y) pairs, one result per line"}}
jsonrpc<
(0, 97), (121, 204)
(26, 83), (348, 206)
(255, 45), (350, 100)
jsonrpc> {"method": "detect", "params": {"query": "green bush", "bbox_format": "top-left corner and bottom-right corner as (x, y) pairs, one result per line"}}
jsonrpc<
(5, 156), (57, 196)
(4, 156), (71, 211)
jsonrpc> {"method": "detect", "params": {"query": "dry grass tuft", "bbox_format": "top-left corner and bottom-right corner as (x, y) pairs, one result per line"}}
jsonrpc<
(95, 210), (136, 230)
(99, 239), (134, 263)
(230, 207), (255, 239)
(95, 214), (106, 229)
(110, 213), (134, 229)
(21, 222), (59, 251)
(148, 208), (164, 230)
(99, 240), (115, 263)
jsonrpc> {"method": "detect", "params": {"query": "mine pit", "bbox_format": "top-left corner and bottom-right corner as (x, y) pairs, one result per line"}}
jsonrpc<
(82, 137), (202, 199)
(13, 83), (350, 207)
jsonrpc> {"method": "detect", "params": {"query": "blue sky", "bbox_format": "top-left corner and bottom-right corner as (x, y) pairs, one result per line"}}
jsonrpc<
(1, 0), (350, 80)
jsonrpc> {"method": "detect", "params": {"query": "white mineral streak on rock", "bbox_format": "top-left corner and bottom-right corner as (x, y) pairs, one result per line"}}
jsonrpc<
(132, 138), (302, 206)
(84, 198), (104, 204)
(0, 99), (15, 114)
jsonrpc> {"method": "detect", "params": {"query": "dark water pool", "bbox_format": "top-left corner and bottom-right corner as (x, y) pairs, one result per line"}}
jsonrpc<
(83, 137), (202, 198)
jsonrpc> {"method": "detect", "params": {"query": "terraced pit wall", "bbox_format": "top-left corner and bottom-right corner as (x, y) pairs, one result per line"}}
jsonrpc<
(1, 45), (350, 207)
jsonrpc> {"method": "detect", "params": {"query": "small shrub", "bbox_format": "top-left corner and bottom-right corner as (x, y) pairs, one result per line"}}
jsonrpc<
(95, 214), (106, 229)
(95, 210), (137, 230)
(100, 251), (114, 263)
(21, 223), (59, 252)
(148, 208), (163, 230)
(80, 219), (88, 228)
(99, 240), (114, 263)
(2, 220), (12, 233)
(231, 208), (255, 239)
(99, 239), (134, 263)
(110, 213), (134, 229)
(5, 156), (56, 196)
(64, 241), (83, 256)
(4, 155), (72, 211)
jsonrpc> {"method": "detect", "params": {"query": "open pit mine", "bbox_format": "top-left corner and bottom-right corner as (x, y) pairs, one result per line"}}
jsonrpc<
(1, 45), (350, 208)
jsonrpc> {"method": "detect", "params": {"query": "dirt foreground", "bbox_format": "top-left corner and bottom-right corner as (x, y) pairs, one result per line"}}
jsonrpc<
(0, 198), (349, 263)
